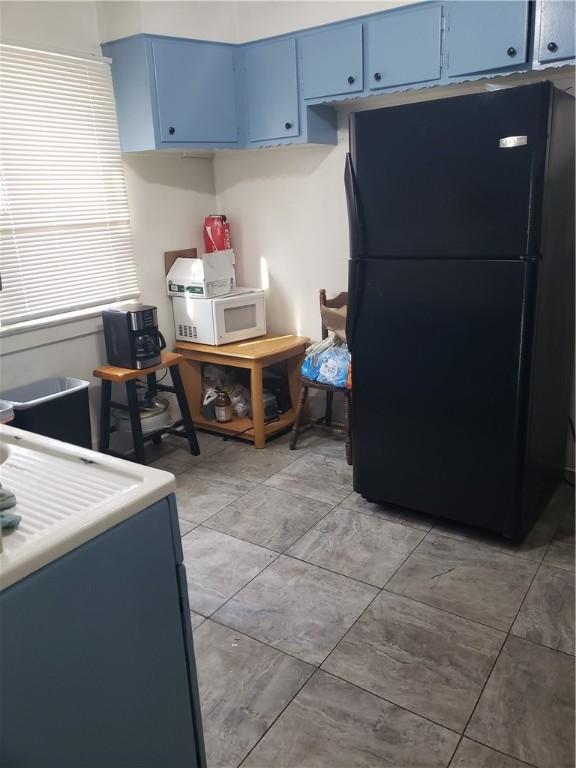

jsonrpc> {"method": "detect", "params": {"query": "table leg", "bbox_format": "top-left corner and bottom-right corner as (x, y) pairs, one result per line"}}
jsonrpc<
(250, 362), (266, 449)
(178, 358), (203, 420)
(98, 379), (112, 453)
(126, 379), (146, 464)
(171, 364), (200, 456)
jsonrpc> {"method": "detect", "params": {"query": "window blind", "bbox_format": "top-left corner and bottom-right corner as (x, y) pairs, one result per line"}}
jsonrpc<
(0, 43), (139, 328)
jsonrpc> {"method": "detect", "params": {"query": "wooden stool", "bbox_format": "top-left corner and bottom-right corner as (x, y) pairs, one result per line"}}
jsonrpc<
(94, 351), (199, 465)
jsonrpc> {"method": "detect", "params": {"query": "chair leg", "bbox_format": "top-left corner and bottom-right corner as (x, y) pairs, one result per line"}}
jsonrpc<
(324, 390), (334, 426)
(289, 385), (309, 450)
(344, 390), (352, 466)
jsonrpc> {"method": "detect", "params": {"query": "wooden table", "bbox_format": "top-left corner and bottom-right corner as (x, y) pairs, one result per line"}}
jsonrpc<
(175, 334), (309, 448)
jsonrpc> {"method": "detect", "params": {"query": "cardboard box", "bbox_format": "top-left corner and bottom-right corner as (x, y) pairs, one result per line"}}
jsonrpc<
(166, 249), (236, 299)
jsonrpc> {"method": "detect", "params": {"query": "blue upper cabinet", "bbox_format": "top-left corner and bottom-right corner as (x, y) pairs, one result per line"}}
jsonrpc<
(366, 6), (442, 90)
(535, 1), (575, 64)
(301, 24), (363, 100)
(103, 3), (572, 153)
(445, 1), (529, 77)
(102, 35), (240, 150)
(243, 38), (300, 143)
(151, 38), (238, 143)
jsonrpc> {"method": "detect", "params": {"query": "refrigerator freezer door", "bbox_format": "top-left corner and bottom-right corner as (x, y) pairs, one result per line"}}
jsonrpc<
(350, 258), (534, 536)
(350, 83), (550, 258)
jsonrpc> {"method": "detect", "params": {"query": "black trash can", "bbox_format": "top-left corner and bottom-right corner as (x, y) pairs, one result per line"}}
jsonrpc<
(0, 377), (92, 448)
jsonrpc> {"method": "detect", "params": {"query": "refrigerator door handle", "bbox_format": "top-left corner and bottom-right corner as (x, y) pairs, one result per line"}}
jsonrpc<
(344, 153), (366, 259)
(346, 259), (365, 354)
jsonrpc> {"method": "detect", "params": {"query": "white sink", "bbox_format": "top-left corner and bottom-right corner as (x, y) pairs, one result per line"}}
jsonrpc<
(0, 425), (176, 590)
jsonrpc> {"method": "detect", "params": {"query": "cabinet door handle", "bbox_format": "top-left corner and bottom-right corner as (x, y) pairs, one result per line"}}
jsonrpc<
(507, 47), (517, 57)
(285, 122), (294, 130)
(168, 126), (175, 135)
(347, 76), (355, 85)
(373, 72), (382, 82)
(547, 41), (558, 52)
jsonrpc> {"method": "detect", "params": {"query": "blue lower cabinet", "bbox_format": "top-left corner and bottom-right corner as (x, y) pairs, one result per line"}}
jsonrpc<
(0, 497), (206, 768)
(152, 38), (239, 143)
(445, 1), (529, 77)
(243, 37), (300, 142)
(366, 5), (442, 90)
(301, 23), (363, 100)
(536, 0), (575, 64)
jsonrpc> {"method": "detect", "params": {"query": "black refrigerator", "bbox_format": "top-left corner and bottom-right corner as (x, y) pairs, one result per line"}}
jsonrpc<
(345, 82), (574, 540)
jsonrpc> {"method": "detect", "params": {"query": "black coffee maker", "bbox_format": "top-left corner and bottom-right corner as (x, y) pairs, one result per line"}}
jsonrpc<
(102, 305), (166, 369)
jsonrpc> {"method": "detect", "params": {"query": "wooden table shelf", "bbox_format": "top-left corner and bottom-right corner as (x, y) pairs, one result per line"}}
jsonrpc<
(175, 334), (309, 448)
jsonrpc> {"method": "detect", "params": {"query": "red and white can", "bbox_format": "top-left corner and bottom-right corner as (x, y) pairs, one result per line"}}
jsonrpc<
(203, 215), (232, 252)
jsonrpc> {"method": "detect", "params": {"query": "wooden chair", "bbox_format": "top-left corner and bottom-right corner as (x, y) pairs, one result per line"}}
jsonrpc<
(289, 289), (352, 464)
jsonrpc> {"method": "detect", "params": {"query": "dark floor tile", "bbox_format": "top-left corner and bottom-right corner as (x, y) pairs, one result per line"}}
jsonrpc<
(543, 508), (575, 573)
(150, 431), (227, 473)
(450, 738), (531, 768)
(190, 611), (206, 630)
(265, 452), (353, 505)
(178, 517), (197, 536)
(287, 507), (424, 586)
(242, 670), (459, 768)
(433, 495), (565, 563)
(304, 434), (348, 460)
(323, 591), (504, 732)
(150, 453), (197, 476)
(204, 485), (332, 552)
(466, 635), (575, 768)
(198, 440), (300, 483)
(511, 564), (575, 654)
(194, 620), (312, 768)
(213, 555), (378, 665)
(181, 526), (276, 615)
(386, 533), (537, 630)
(175, 467), (257, 524)
(339, 492), (435, 531)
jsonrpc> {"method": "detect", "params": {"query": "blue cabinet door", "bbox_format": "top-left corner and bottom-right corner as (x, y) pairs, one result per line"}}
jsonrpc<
(152, 38), (238, 143)
(0, 499), (205, 768)
(366, 6), (442, 90)
(537, 1), (575, 63)
(301, 24), (363, 99)
(244, 38), (299, 142)
(446, 1), (529, 76)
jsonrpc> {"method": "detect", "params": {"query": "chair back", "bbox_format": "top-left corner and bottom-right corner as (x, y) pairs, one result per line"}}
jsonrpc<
(319, 289), (348, 340)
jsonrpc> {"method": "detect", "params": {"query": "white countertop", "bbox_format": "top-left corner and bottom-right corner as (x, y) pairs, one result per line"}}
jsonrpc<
(0, 425), (176, 591)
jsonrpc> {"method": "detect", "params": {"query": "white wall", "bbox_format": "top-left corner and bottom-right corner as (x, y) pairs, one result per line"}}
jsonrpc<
(0, 0), (101, 53)
(96, 1), (238, 43)
(233, 1), (408, 41)
(214, 125), (350, 340)
(122, 153), (217, 350)
(96, 0), (405, 44)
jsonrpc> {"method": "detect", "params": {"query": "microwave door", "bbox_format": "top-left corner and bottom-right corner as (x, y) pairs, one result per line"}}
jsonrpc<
(213, 294), (266, 345)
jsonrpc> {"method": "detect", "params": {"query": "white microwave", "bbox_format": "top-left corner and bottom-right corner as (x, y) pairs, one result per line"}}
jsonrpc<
(172, 288), (266, 346)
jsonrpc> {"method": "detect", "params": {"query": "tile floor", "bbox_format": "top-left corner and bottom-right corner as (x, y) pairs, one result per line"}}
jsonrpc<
(152, 429), (575, 768)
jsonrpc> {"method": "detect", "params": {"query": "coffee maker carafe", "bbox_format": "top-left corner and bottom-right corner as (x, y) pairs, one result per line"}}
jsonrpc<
(102, 305), (166, 369)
